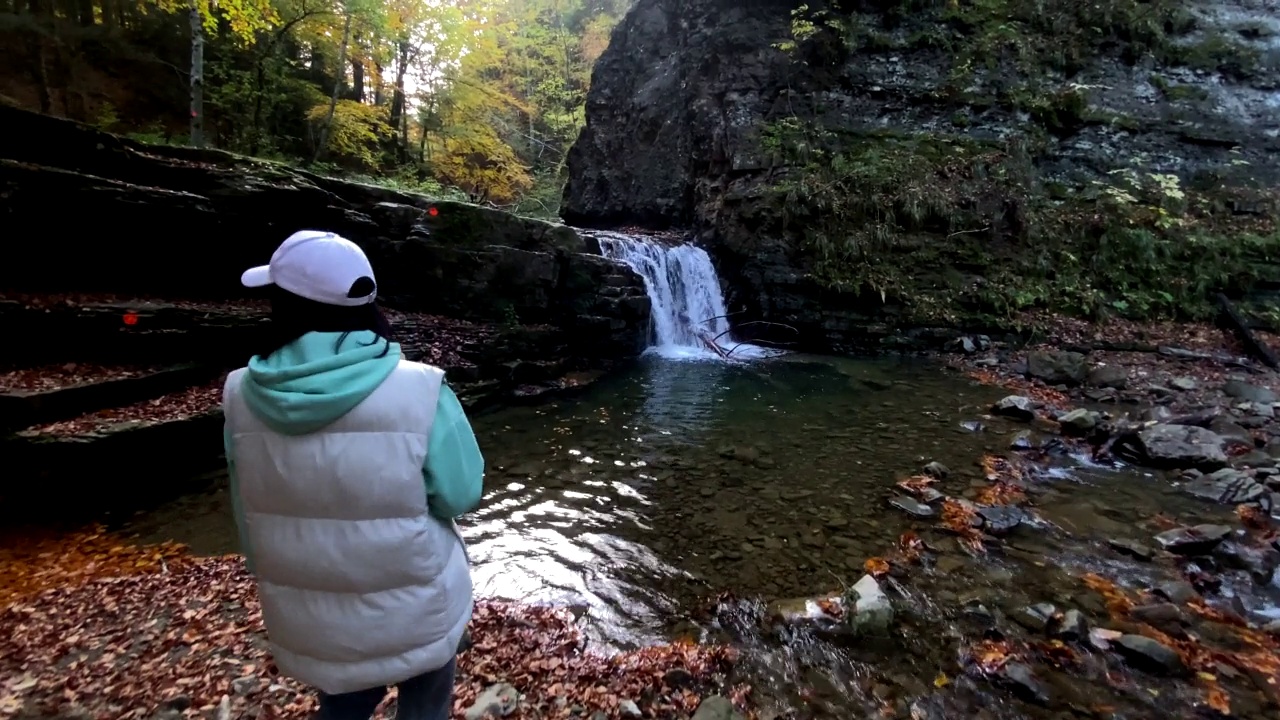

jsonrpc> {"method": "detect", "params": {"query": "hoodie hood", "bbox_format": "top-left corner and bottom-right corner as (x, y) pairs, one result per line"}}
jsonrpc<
(240, 331), (402, 435)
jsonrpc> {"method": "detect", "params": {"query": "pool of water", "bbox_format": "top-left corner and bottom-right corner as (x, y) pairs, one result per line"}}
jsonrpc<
(117, 354), (1280, 719)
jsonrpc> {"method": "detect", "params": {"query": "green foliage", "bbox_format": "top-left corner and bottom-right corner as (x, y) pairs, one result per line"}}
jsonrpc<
(763, 118), (1280, 324)
(4, 0), (628, 212)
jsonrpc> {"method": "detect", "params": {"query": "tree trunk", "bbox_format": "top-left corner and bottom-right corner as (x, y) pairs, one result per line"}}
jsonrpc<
(350, 55), (364, 103)
(313, 8), (351, 163)
(189, 3), (204, 147)
(389, 39), (409, 126)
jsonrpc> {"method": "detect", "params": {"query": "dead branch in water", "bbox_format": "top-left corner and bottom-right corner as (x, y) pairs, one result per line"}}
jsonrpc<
(694, 310), (749, 327)
(710, 320), (800, 345)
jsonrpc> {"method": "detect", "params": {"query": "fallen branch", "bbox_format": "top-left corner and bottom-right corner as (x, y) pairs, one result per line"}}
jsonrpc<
(710, 320), (801, 345)
(1058, 341), (1254, 368)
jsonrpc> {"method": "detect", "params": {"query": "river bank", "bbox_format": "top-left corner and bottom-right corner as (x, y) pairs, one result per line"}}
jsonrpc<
(6, 317), (1280, 720)
(0, 527), (749, 720)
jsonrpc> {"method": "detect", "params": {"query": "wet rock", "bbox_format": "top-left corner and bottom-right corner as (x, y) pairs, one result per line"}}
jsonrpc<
(1127, 424), (1228, 470)
(1087, 364), (1128, 389)
(619, 699), (642, 717)
(1209, 416), (1253, 445)
(1223, 380), (1278, 404)
(1026, 351), (1087, 386)
(1000, 662), (1051, 705)
(1212, 540), (1280, 584)
(1152, 576), (1198, 599)
(1107, 538), (1154, 561)
(1181, 468), (1267, 505)
(1231, 449), (1273, 467)
(1131, 603), (1189, 635)
(465, 683), (520, 719)
(691, 695), (743, 720)
(847, 574), (894, 636)
(230, 676), (258, 696)
(1009, 430), (1037, 450)
(1153, 524), (1234, 556)
(662, 668), (694, 688)
(992, 396), (1036, 421)
(1054, 609), (1088, 641)
(718, 445), (761, 464)
(977, 505), (1027, 535)
(923, 461), (950, 479)
(1169, 377), (1198, 391)
(889, 495), (934, 518)
(1012, 603), (1057, 633)
(1113, 635), (1188, 676)
(1057, 408), (1100, 436)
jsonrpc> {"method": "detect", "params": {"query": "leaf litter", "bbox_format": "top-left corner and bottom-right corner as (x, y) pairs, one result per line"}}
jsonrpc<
(0, 529), (748, 720)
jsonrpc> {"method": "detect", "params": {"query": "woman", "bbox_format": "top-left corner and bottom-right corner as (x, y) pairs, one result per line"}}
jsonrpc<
(221, 230), (484, 720)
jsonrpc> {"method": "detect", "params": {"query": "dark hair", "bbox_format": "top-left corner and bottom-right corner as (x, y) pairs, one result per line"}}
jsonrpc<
(256, 284), (395, 359)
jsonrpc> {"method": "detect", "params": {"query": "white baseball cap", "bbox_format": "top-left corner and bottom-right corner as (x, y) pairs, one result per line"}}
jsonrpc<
(240, 230), (378, 307)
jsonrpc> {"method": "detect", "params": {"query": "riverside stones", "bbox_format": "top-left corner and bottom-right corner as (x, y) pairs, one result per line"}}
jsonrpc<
(465, 683), (520, 719)
(691, 696), (743, 720)
(1026, 351), (1087, 386)
(1179, 468), (1267, 505)
(1153, 524), (1233, 556)
(847, 574), (894, 636)
(992, 395), (1036, 421)
(1128, 424), (1229, 470)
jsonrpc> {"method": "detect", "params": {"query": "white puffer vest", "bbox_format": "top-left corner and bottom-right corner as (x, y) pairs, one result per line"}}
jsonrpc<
(222, 360), (473, 695)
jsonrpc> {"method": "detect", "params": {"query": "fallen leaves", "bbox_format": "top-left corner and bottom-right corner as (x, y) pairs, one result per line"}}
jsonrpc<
(0, 363), (163, 393)
(0, 541), (747, 720)
(940, 499), (985, 554)
(1078, 572), (1280, 713)
(961, 639), (1018, 676)
(1235, 504), (1270, 531)
(863, 557), (891, 577)
(895, 474), (936, 496)
(22, 377), (226, 436)
(0, 525), (192, 608)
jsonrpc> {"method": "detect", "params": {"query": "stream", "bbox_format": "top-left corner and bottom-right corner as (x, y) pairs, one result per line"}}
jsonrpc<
(117, 235), (1280, 719)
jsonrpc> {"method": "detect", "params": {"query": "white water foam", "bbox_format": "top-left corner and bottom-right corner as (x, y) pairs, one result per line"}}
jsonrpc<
(594, 231), (782, 361)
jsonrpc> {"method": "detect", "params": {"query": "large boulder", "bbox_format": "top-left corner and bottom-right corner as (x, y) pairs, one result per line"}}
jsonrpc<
(1121, 424), (1230, 471)
(563, 0), (1280, 352)
(0, 105), (651, 363)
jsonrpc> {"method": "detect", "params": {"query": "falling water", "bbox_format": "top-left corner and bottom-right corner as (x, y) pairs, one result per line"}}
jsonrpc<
(593, 231), (778, 360)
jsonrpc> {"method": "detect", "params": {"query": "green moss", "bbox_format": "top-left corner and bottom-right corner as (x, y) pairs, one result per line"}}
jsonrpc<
(761, 119), (1280, 325)
(1160, 33), (1261, 78)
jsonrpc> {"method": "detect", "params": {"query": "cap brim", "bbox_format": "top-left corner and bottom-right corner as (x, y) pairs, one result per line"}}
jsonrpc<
(240, 265), (273, 288)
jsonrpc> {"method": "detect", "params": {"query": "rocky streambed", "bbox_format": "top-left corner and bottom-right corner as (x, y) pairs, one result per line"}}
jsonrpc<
(91, 318), (1280, 720)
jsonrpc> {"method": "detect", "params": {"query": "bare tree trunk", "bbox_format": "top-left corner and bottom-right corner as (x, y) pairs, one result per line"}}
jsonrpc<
(350, 55), (364, 102)
(388, 39), (408, 127)
(189, 3), (204, 147)
(312, 7), (351, 163)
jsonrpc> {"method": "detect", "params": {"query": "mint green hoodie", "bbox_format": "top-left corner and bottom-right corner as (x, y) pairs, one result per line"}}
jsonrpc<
(223, 331), (485, 566)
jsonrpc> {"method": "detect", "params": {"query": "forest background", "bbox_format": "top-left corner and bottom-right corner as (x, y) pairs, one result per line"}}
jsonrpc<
(0, 0), (632, 218)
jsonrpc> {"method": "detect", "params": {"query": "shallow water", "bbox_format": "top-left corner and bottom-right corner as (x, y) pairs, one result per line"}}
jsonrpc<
(119, 354), (1280, 718)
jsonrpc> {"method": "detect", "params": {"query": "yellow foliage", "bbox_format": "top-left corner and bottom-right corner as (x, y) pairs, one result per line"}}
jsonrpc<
(430, 126), (533, 205)
(145, 0), (278, 44)
(307, 100), (392, 171)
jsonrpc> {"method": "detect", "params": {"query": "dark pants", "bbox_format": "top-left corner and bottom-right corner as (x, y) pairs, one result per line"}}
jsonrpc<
(317, 658), (456, 720)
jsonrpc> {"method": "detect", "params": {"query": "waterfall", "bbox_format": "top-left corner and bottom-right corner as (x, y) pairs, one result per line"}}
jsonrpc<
(593, 231), (777, 360)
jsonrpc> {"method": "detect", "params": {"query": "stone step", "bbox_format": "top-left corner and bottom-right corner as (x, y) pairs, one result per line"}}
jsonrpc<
(0, 363), (222, 434)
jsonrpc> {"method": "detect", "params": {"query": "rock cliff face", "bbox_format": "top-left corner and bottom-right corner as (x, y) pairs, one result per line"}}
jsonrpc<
(0, 105), (650, 397)
(565, 0), (1280, 352)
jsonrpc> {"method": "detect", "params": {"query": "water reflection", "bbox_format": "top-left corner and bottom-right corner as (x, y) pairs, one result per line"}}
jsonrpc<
(634, 355), (732, 439)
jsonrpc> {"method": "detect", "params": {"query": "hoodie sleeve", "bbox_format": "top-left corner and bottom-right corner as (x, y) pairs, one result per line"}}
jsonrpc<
(423, 383), (485, 519)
